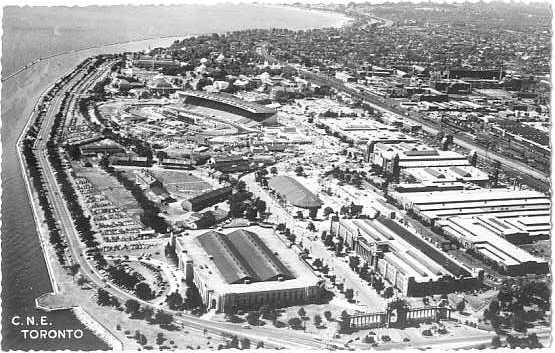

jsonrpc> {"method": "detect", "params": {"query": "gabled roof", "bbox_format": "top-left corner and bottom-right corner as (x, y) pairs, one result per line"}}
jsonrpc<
(227, 229), (293, 282)
(196, 229), (294, 284)
(197, 230), (257, 284)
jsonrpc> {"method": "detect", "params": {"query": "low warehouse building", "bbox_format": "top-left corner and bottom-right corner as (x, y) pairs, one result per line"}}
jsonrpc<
(182, 187), (232, 212)
(174, 227), (323, 312)
(437, 217), (549, 275)
(403, 166), (489, 187)
(392, 188), (551, 225)
(330, 218), (482, 296)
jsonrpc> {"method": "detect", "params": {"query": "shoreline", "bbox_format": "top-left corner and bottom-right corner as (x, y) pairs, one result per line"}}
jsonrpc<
(15, 81), (65, 294)
(262, 4), (354, 29)
(2, 6), (353, 82)
(15, 65), (120, 350)
(6, 6), (355, 348)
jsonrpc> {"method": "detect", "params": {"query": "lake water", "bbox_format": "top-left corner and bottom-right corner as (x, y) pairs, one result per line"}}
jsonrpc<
(0, 4), (348, 350)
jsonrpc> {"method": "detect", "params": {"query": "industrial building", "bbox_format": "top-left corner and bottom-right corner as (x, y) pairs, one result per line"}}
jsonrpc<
(178, 90), (278, 125)
(370, 143), (470, 170)
(182, 187), (232, 212)
(437, 217), (549, 275)
(330, 218), (481, 296)
(402, 166), (489, 187)
(316, 118), (401, 145)
(79, 138), (125, 156)
(392, 188), (551, 225)
(174, 227), (323, 312)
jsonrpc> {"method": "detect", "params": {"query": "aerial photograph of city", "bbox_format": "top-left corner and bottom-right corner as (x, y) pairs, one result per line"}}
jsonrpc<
(0, 0), (551, 351)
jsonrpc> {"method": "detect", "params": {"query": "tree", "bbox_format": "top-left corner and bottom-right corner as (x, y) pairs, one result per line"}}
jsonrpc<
(307, 222), (316, 232)
(166, 291), (183, 310)
(76, 275), (88, 286)
(298, 307), (306, 318)
(341, 310), (350, 321)
(125, 299), (140, 315)
(228, 336), (239, 349)
(235, 180), (246, 192)
(295, 166), (304, 176)
(335, 241), (344, 256)
(491, 335), (501, 348)
(245, 206), (258, 221)
(314, 314), (322, 327)
(138, 334), (147, 346)
(240, 337), (251, 349)
(270, 166), (278, 175)
(156, 332), (165, 345)
(69, 263), (80, 279)
(324, 232), (334, 247)
(349, 256), (360, 271)
(456, 299), (466, 313)
(313, 258), (323, 269)
(256, 341), (264, 349)
(143, 307), (154, 322)
(345, 288), (354, 302)
(288, 317), (302, 329)
(488, 300), (500, 315)
(246, 311), (260, 326)
(135, 282), (153, 300)
(110, 296), (120, 308)
(324, 311), (333, 321)
(154, 310), (173, 327)
(383, 287), (394, 298)
(255, 198), (267, 216)
(97, 289), (111, 306)
(323, 206), (334, 218)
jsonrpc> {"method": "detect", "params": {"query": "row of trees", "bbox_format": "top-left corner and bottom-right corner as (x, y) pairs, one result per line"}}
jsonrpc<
(484, 281), (550, 333)
(164, 286), (203, 312)
(124, 299), (174, 327)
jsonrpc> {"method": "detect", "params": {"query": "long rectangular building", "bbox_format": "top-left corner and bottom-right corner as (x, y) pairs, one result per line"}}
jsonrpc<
(330, 218), (481, 297)
(371, 143), (470, 170)
(437, 217), (548, 275)
(175, 227), (323, 312)
(392, 188), (551, 225)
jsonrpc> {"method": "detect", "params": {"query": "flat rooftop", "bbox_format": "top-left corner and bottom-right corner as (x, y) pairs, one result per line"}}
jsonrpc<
(395, 188), (551, 221)
(438, 217), (547, 268)
(405, 166), (489, 183)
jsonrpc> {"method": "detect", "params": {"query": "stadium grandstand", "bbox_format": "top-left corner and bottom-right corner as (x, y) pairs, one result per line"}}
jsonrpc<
(178, 90), (278, 125)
